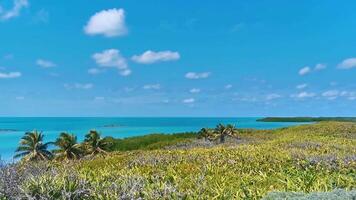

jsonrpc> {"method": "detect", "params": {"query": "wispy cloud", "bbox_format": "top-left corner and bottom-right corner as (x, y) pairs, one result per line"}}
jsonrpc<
(182, 98), (195, 104)
(0, 71), (21, 79)
(338, 58), (356, 69)
(185, 72), (210, 79)
(298, 63), (326, 75)
(296, 83), (308, 90)
(64, 83), (93, 90)
(189, 88), (200, 93)
(322, 90), (339, 100)
(84, 8), (127, 37)
(266, 93), (282, 101)
(88, 68), (104, 75)
(291, 91), (316, 99)
(314, 63), (326, 71)
(132, 50), (180, 64)
(0, 0), (29, 21)
(32, 9), (49, 24)
(92, 49), (131, 76)
(225, 84), (233, 89)
(36, 59), (56, 68)
(298, 66), (311, 76)
(143, 84), (161, 90)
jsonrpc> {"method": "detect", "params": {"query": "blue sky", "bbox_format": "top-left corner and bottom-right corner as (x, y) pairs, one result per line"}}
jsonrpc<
(0, 0), (356, 117)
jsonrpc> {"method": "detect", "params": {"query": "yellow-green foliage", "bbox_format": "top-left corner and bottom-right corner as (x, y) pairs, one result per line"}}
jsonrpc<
(19, 122), (356, 199)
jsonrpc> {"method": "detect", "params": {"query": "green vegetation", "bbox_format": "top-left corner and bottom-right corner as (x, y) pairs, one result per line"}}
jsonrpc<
(83, 130), (112, 156)
(14, 131), (53, 161)
(198, 123), (238, 143)
(108, 132), (196, 151)
(257, 117), (356, 122)
(2, 122), (355, 199)
(53, 132), (83, 160)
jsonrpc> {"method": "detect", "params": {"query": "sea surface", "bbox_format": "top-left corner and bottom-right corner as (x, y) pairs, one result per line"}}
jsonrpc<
(0, 117), (304, 161)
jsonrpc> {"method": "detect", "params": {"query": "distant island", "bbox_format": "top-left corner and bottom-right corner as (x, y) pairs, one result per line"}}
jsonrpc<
(257, 117), (356, 122)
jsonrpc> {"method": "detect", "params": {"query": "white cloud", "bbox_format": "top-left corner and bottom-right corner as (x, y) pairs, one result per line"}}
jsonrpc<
(322, 90), (339, 100)
(338, 58), (356, 69)
(185, 72), (211, 79)
(131, 50), (180, 64)
(64, 83), (93, 90)
(225, 84), (233, 89)
(298, 63), (326, 75)
(92, 49), (130, 76)
(314, 63), (326, 71)
(296, 83), (308, 90)
(84, 8), (127, 37)
(0, 71), (21, 79)
(36, 59), (56, 68)
(0, 0), (29, 21)
(182, 98), (195, 104)
(189, 88), (200, 93)
(292, 91), (316, 99)
(143, 84), (160, 90)
(298, 66), (311, 76)
(88, 68), (103, 75)
(322, 90), (339, 97)
(266, 93), (282, 101)
(120, 69), (131, 76)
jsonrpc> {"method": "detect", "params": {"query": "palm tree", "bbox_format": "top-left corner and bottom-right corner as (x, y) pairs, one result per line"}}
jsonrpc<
(53, 132), (82, 160)
(199, 128), (215, 141)
(83, 130), (111, 156)
(214, 124), (238, 143)
(14, 131), (53, 161)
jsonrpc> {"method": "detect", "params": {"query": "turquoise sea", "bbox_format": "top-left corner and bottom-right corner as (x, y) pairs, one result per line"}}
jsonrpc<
(0, 117), (303, 161)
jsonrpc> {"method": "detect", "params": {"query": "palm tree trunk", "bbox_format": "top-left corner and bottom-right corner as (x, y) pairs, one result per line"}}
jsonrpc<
(220, 134), (225, 143)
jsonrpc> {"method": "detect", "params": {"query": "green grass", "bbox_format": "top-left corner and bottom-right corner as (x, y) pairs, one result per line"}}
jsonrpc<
(6, 122), (356, 199)
(106, 132), (197, 151)
(257, 117), (356, 122)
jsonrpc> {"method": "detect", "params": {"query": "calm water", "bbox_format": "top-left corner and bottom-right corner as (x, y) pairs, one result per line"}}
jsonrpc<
(0, 117), (303, 161)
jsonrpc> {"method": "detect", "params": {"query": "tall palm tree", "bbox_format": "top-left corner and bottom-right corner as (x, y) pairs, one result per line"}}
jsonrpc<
(53, 132), (82, 160)
(14, 131), (53, 161)
(83, 130), (111, 156)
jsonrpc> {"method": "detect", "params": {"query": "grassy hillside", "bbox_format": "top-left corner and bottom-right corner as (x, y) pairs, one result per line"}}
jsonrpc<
(257, 117), (356, 122)
(1, 122), (355, 199)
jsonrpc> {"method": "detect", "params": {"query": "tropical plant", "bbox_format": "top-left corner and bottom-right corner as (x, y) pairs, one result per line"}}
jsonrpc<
(198, 128), (214, 141)
(53, 132), (83, 160)
(83, 130), (111, 156)
(14, 131), (53, 161)
(213, 124), (238, 143)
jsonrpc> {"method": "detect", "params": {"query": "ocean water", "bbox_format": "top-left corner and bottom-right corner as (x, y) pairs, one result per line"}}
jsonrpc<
(0, 117), (303, 161)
